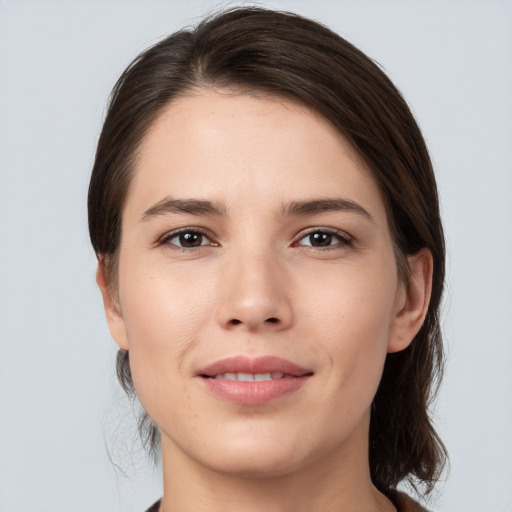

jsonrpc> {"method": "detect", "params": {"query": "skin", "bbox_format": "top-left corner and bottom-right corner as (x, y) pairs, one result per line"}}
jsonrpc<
(97, 90), (432, 512)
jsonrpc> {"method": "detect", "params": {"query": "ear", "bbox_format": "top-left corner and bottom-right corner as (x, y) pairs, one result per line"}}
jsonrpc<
(96, 260), (129, 350)
(388, 248), (433, 353)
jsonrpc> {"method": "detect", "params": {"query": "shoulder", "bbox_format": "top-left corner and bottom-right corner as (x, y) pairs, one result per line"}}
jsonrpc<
(145, 499), (161, 512)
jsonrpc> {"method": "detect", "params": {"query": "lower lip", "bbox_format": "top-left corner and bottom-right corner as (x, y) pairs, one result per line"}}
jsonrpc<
(201, 376), (311, 405)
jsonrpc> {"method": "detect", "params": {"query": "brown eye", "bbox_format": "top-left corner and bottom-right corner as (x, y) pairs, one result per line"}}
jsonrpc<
(297, 230), (351, 248)
(166, 230), (210, 248)
(309, 232), (333, 247)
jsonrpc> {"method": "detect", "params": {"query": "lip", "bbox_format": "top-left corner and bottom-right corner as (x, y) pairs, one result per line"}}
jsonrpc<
(197, 356), (313, 406)
(197, 355), (311, 377)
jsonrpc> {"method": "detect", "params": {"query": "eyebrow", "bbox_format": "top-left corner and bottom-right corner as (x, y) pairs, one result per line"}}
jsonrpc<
(141, 196), (373, 223)
(280, 198), (373, 222)
(141, 197), (227, 221)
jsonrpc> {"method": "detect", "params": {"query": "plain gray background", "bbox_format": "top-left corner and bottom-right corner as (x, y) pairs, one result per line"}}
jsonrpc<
(1, 1), (511, 511)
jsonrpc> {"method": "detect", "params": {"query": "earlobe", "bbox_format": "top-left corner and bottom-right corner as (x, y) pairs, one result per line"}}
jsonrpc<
(96, 260), (129, 350)
(388, 248), (433, 353)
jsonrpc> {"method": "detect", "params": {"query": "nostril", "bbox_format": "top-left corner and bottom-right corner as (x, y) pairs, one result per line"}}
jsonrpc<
(227, 317), (279, 326)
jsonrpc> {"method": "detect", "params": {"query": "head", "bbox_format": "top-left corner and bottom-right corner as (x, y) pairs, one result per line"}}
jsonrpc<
(89, 6), (446, 496)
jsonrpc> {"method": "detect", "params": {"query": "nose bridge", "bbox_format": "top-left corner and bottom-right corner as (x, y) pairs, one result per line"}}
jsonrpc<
(217, 242), (292, 331)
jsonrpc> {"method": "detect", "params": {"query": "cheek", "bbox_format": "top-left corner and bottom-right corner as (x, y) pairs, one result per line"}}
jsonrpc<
(297, 259), (397, 396)
(119, 249), (216, 337)
(297, 257), (398, 341)
(116, 256), (217, 408)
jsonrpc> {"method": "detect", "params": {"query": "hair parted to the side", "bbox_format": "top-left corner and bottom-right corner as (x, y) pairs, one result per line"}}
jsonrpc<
(88, 6), (446, 497)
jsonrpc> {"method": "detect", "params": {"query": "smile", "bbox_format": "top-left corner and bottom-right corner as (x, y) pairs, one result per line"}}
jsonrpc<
(211, 372), (288, 381)
(197, 356), (313, 405)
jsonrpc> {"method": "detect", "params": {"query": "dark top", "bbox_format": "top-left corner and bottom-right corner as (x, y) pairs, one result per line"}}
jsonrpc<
(145, 499), (161, 512)
(144, 492), (430, 511)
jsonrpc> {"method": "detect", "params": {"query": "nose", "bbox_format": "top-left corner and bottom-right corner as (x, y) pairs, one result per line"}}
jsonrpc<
(216, 249), (293, 332)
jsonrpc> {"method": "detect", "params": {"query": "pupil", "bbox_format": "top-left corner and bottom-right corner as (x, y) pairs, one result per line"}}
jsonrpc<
(180, 232), (202, 247)
(311, 232), (332, 246)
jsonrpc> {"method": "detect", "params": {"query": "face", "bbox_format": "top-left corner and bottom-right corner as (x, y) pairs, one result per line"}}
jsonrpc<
(100, 90), (429, 478)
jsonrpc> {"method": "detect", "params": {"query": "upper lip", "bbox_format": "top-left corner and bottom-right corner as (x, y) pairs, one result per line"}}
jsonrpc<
(197, 355), (312, 378)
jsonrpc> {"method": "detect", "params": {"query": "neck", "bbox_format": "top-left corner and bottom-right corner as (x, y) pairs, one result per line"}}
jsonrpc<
(159, 414), (395, 512)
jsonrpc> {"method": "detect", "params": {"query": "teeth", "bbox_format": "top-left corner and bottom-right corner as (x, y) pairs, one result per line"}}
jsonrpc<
(254, 373), (271, 381)
(213, 372), (286, 381)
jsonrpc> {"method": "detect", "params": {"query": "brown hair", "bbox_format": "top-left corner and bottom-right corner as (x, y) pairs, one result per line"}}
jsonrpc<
(88, 6), (446, 497)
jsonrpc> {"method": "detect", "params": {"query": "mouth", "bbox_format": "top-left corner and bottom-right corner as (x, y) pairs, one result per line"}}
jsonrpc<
(197, 355), (312, 378)
(197, 356), (313, 405)
(206, 371), (293, 381)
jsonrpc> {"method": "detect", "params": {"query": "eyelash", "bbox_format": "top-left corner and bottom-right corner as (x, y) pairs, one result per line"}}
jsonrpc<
(293, 228), (353, 250)
(157, 228), (217, 250)
(157, 227), (353, 251)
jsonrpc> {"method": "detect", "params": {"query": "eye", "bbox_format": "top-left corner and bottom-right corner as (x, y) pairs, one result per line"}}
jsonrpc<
(296, 229), (352, 248)
(161, 229), (215, 249)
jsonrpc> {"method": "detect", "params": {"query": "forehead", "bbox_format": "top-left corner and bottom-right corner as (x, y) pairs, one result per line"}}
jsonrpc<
(126, 90), (385, 221)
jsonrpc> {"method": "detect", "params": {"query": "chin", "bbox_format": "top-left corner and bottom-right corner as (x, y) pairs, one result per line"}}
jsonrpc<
(205, 452), (304, 480)
(185, 428), (303, 478)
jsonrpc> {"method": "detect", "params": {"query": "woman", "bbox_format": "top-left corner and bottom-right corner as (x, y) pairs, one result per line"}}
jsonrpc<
(88, 7), (446, 511)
